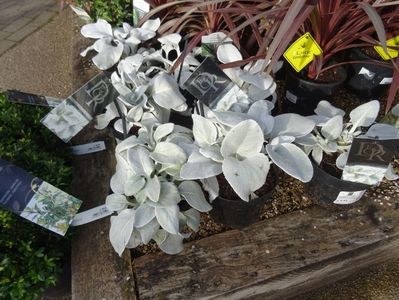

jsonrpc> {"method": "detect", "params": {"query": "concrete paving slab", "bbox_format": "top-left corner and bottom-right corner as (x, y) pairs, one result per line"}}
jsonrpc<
(0, 9), (75, 98)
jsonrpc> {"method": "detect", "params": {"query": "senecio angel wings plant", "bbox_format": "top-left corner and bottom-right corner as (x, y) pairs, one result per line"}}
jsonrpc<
(106, 123), (212, 255)
(298, 100), (399, 184)
(180, 101), (316, 202)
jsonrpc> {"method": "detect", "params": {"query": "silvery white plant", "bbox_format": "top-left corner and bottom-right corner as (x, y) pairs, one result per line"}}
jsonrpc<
(297, 100), (399, 180)
(106, 123), (211, 255)
(80, 17), (161, 70)
(180, 102), (315, 201)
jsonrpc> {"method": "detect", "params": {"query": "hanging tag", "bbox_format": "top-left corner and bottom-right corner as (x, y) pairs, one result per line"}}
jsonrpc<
(70, 204), (112, 226)
(183, 57), (247, 110)
(70, 141), (106, 155)
(342, 137), (399, 185)
(374, 36), (399, 60)
(7, 90), (61, 107)
(283, 32), (323, 72)
(41, 73), (118, 143)
(333, 190), (366, 205)
(0, 159), (82, 236)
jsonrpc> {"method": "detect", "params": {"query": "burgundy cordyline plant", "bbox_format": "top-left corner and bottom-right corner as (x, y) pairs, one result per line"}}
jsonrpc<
(297, 0), (399, 111)
(141, 0), (318, 72)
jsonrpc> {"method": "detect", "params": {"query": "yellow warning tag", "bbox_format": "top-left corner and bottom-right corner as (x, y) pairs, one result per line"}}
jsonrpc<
(374, 36), (399, 60)
(283, 32), (323, 72)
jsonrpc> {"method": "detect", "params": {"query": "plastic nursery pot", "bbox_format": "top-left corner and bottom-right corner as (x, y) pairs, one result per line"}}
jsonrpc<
(210, 170), (277, 229)
(305, 161), (370, 209)
(345, 48), (393, 99)
(282, 66), (347, 116)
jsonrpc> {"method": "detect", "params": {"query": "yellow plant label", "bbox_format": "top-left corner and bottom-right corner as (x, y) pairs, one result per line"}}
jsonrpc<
(283, 32), (323, 72)
(374, 36), (399, 60)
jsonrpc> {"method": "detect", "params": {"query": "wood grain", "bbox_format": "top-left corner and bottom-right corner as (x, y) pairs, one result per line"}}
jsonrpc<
(69, 15), (135, 300)
(134, 191), (399, 300)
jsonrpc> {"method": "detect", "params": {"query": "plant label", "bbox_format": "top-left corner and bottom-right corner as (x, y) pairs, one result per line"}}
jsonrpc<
(71, 204), (112, 226)
(183, 57), (245, 109)
(374, 35), (399, 60)
(333, 190), (366, 205)
(7, 90), (60, 107)
(41, 73), (118, 142)
(132, 0), (149, 25)
(0, 159), (82, 236)
(380, 77), (393, 85)
(283, 32), (323, 72)
(285, 90), (298, 103)
(70, 141), (106, 155)
(342, 137), (399, 185)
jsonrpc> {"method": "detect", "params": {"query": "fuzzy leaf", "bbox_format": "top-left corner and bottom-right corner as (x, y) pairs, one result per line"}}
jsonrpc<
(150, 142), (187, 165)
(135, 204), (155, 228)
(221, 120), (264, 158)
(124, 175), (146, 196)
(109, 209), (136, 256)
(154, 123), (174, 142)
(127, 147), (154, 177)
(217, 44), (243, 64)
(222, 154), (270, 202)
(81, 19), (112, 38)
(321, 115), (343, 140)
(314, 100), (345, 118)
(158, 232), (184, 255)
(145, 176), (161, 202)
(270, 114), (315, 138)
(183, 209), (201, 231)
(155, 206), (179, 234)
(152, 72), (187, 111)
(192, 114), (218, 147)
(266, 142), (313, 182)
(365, 124), (399, 139)
(106, 194), (130, 212)
(350, 100), (380, 130)
(179, 181), (212, 212)
(138, 219), (159, 244)
(180, 151), (222, 179)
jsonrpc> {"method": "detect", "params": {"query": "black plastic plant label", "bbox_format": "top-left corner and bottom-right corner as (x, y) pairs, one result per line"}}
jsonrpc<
(342, 137), (399, 185)
(7, 90), (60, 107)
(69, 72), (119, 117)
(183, 57), (235, 108)
(0, 159), (82, 235)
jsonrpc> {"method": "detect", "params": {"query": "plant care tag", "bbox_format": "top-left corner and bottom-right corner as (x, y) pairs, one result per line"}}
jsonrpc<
(7, 90), (61, 107)
(374, 36), (399, 60)
(183, 57), (247, 110)
(285, 90), (298, 104)
(283, 32), (323, 72)
(0, 159), (82, 236)
(380, 77), (393, 85)
(70, 204), (112, 226)
(342, 137), (399, 185)
(359, 67), (375, 79)
(70, 141), (106, 155)
(41, 73), (118, 143)
(333, 190), (366, 205)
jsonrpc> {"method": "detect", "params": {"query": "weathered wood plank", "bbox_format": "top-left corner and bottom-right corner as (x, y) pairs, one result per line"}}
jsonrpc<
(70, 13), (135, 300)
(134, 190), (399, 300)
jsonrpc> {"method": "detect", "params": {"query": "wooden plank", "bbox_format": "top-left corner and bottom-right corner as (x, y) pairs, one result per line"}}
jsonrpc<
(69, 14), (136, 300)
(134, 189), (399, 299)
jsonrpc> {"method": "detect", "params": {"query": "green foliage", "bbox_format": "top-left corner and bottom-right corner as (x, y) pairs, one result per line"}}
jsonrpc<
(76, 0), (133, 26)
(0, 94), (73, 300)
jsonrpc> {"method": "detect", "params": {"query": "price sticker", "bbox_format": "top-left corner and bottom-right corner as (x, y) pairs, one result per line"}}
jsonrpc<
(374, 36), (399, 60)
(283, 32), (323, 72)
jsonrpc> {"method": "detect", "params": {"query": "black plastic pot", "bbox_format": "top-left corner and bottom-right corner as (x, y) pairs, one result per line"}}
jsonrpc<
(210, 188), (274, 229)
(282, 66), (347, 115)
(210, 169), (277, 229)
(305, 161), (370, 209)
(345, 48), (393, 99)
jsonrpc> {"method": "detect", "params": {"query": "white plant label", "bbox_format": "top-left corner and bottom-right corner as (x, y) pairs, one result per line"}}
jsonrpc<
(333, 190), (366, 205)
(133, 0), (150, 13)
(71, 204), (112, 226)
(359, 67), (375, 79)
(70, 141), (106, 155)
(380, 77), (393, 85)
(285, 90), (297, 103)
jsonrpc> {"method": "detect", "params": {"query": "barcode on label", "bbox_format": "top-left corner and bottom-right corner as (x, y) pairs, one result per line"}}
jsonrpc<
(333, 190), (366, 205)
